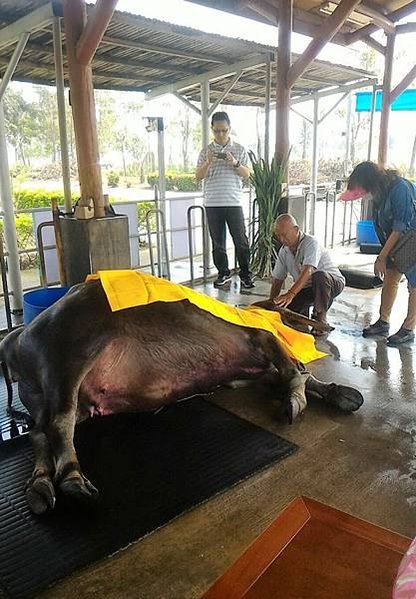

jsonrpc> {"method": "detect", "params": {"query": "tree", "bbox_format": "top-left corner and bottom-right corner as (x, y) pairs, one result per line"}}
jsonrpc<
(4, 88), (38, 165)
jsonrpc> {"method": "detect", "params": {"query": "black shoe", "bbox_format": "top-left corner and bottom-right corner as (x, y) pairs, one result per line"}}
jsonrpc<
(240, 275), (255, 289)
(213, 273), (232, 288)
(362, 319), (389, 337)
(387, 328), (415, 346)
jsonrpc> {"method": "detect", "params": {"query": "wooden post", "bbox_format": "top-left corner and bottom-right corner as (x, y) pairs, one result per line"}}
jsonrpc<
(62, 0), (105, 217)
(275, 0), (292, 174)
(378, 33), (395, 168)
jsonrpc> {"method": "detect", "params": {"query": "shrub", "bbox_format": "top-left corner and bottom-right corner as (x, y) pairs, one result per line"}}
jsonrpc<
(13, 188), (78, 210)
(147, 171), (200, 192)
(0, 214), (37, 269)
(107, 170), (120, 187)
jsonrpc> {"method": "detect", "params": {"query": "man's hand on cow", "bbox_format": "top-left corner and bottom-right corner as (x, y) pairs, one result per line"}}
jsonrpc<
(273, 291), (295, 308)
(374, 255), (387, 278)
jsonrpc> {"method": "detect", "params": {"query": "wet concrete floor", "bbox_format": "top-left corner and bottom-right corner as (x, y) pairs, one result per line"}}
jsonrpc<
(40, 268), (416, 599)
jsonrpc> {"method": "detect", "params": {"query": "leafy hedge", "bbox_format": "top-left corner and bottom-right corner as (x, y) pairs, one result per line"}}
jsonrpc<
(13, 188), (78, 210)
(147, 171), (200, 192)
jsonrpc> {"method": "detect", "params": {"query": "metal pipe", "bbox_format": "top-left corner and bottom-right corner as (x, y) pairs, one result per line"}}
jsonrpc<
(53, 17), (72, 213)
(342, 200), (347, 245)
(201, 81), (210, 149)
(264, 54), (271, 164)
(310, 97), (319, 235)
(187, 205), (208, 285)
(304, 191), (316, 235)
(36, 221), (54, 287)
(367, 84), (377, 161)
(0, 103), (23, 311)
(0, 233), (12, 331)
(0, 33), (29, 101)
(145, 209), (170, 280)
(324, 190), (329, 247)
(344, 92), (352, 176)
(330, 192), (337, 248)
(348, 199), (354, 243)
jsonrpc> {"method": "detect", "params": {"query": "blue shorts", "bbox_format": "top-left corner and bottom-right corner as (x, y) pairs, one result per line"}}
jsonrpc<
(406, 266), (416, 288)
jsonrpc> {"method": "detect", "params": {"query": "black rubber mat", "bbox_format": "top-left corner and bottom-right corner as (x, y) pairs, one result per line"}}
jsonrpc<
(0, 396), (297, 599)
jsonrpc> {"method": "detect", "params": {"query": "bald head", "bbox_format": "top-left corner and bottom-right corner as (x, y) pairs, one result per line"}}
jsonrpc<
(274, 213), (300, 249)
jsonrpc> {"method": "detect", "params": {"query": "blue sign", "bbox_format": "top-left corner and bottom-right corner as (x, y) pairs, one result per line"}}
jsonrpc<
(355, 88), (416, 112)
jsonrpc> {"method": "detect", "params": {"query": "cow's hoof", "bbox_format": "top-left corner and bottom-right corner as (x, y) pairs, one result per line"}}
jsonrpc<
(327, 384), (364, 412)
(26, 476), (56, 515)
(59, 473), (99, 502)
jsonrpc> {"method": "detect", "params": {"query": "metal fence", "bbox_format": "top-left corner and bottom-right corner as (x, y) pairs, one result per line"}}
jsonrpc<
(0, 184), (364, 331)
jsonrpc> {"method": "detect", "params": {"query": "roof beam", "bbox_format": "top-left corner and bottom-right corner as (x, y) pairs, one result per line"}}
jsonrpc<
(173, 92), (201, 115)
(363, 35), (385, 55)
(76, 0), (118, 65)
(287, 0), (361, 88)
(354, 4), (395, 33)
(209, 71), (243, 114)
(145, 54), (267, 99)
(0, 3), (56, 51)
(290, 77), (378, 104)
(101, 34), (223, 63)
(390, 64), (416, 104)
(347, 0), (416, 44)
(396, 22), (416, 35)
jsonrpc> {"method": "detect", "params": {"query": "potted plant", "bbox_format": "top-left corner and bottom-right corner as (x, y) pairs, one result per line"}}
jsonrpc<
(248, 150), (289, 278)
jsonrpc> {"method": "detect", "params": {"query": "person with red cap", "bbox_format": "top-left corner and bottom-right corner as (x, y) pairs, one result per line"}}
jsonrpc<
(341, 161), (416, 346)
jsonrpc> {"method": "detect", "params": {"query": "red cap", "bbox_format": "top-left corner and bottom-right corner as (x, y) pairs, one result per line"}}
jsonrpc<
(338, 186), (367, 201)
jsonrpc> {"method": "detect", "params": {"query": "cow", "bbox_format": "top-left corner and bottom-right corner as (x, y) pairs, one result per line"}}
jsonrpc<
(0, 278), (363, 515)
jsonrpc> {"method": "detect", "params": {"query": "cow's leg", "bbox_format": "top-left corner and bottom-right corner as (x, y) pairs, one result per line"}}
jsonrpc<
(26, 423), (57, 514)
(46, 382), (98, 503)
(305, 373), (363, 412)
(17, 383), (56, 514)
(255, 331), (308, 423)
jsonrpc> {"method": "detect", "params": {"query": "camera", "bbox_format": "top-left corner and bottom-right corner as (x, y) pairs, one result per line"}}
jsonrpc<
(214, 152), (227, 159)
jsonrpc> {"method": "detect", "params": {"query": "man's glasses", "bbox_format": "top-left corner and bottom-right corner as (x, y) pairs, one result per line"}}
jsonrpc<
(212, 128), (229, 134)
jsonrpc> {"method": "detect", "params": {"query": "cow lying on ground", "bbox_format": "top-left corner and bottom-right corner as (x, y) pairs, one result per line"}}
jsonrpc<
(0, 279), (363, 514)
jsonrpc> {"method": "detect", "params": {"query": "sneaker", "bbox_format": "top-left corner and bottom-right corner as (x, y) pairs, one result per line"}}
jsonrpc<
(213, 273), (232, 288)
(240, 275), (255, 289)
(387, 328), (415, 346)
(362, 319), (390, 337)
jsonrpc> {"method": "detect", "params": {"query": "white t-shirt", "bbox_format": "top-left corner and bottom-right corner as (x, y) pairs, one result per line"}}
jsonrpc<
(272, 233), (345, 285)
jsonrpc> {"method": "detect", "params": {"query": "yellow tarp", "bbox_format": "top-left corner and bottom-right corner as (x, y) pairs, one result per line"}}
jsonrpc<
(87, 270), (326, 364)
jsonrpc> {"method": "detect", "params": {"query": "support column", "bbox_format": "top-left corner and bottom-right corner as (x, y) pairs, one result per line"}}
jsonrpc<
(0, 103), (23, 311)
(275, 0), (292, 171)
(310, 95), (319, 235)
(264, 54), (271, 164)
(53, 17), (72, 213)
(62, 0), (104, 217)
(201, 81), (210, 149)
(367, 84), (377, 161)
(378, 33), (395, 167)
(344, 92), (352, 175)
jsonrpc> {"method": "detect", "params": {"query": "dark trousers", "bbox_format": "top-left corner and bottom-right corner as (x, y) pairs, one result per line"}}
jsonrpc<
(205, 206), (251, 277)
(287, 271), (345, 319)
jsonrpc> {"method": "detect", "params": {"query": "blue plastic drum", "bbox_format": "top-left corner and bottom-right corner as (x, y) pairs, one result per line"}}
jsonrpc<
(356, 220), (380, 245)
(23, 287), (69, 325)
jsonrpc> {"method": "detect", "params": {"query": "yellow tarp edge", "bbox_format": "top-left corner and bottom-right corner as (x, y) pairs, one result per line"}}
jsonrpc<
(87, 270), (327, 364)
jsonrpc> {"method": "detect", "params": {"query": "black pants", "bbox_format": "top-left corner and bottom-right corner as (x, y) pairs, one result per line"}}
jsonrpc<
(205, 206), (251, 277)
(287, 271), (345, 318)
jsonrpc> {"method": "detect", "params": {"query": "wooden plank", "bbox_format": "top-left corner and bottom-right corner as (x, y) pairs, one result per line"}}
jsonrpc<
(378, 33), (395, 167)
(390, 63), (416, 104)
(76, 0), (118, 65)
(275, 0), (292, 171)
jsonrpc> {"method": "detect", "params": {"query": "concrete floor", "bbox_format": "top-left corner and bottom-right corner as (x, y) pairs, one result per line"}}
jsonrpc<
(39, 261), (416, 599)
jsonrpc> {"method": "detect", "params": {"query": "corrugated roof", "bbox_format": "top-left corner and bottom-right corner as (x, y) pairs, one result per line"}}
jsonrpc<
(186, 0), (416, 45)
(0, 1), (376, 105)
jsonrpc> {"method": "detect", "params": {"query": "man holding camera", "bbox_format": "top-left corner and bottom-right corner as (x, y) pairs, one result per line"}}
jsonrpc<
(196, 111), (254, 289)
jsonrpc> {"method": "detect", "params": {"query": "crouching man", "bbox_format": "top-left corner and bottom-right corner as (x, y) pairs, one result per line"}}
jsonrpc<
(261, 214), (345, 334)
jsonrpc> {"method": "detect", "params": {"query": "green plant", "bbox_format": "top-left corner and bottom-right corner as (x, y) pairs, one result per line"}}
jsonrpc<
(147, 171), (200, 192)
(248, 150), (289, 278)
(107, 170), (120, 187)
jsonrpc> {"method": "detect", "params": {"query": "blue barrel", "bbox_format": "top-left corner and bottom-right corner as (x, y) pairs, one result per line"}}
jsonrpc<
(23, 287), (69, 325)
(356, 220), (380, 245)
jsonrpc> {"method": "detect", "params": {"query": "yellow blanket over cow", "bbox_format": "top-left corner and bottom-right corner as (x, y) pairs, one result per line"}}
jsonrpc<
(88, 270), (326, 364)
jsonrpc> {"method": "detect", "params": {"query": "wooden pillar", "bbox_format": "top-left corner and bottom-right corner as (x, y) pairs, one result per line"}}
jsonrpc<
(62, 0), (105, 217)
(275, 0), (292, 172)
(378, 33), (395, 168)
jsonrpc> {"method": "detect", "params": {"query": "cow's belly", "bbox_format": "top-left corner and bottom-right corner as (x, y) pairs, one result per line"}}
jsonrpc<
(78, 334), (267, 419)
